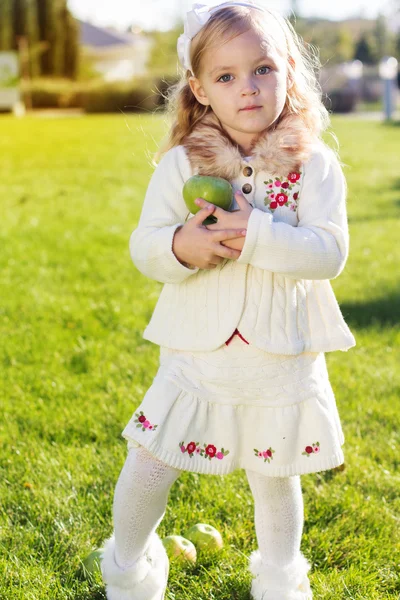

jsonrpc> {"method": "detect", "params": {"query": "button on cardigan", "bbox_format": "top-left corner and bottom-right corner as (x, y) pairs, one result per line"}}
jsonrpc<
(129, 142), (356, 354)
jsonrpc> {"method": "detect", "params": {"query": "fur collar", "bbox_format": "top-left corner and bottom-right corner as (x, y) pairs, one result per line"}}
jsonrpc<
(182, 111), (316, 179)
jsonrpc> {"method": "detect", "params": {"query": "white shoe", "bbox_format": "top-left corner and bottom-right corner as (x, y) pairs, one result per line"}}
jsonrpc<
(249, 551), (313, 600)
(101, 533), (169, 600)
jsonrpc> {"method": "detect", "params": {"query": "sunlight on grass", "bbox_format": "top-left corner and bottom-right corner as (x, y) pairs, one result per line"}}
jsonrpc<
(1, 113), (399, 599)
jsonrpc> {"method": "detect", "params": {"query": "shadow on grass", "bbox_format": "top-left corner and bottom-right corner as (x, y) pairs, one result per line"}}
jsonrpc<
(340, 290), (400, 328)
(347, 176), (400, 222)
(348, 214), (384, 223)
(382, 119), (400, 127)
(348, 210), (400, 223)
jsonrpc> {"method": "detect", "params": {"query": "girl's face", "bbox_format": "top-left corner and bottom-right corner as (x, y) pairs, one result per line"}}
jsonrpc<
(189, 27), (288, 155)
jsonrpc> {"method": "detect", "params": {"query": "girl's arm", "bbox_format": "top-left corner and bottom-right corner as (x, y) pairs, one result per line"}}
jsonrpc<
(236, 145), (349, 280)
(201, 144), (349, 281)
(130, 146), (244, 284)
(130, 146), (196, 284)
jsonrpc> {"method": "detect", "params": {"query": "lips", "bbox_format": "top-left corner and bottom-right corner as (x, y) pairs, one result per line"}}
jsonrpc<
(240, 106), (262, 111)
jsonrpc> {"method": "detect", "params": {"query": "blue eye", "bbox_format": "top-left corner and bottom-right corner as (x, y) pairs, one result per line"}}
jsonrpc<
(218, 74), (233, 83)
(256, 65), (271, 75)
(217, 66), (271, 82)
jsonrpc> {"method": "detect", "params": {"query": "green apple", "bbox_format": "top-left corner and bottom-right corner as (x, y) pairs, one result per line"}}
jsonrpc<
(162, 535), (197, 563)
(81, 547), (104, 579)
(184, 523), (223, 552)
(182, 175), (233, 216)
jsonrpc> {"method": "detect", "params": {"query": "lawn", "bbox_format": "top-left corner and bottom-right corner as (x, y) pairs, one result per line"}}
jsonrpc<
(0, 112), (399, 599)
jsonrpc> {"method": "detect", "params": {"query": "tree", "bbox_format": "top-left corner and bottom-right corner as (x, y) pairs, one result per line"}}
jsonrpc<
(29, 0), (79, 78)
(354, 33), (377, 64)
(0, 0), (78, 78)
(333, 27), (355, 63)
(52, 0), (66, 76)
(395, 32), (400, 61)
(25, 0), (40, 77)
(37, 0), (54, 75)
(11, 0), (25, 50)
(63, 9), (79, 79)
(0, 0), (13, 50)
(373, 14), (395, 60)
(146, 24), (182, 77)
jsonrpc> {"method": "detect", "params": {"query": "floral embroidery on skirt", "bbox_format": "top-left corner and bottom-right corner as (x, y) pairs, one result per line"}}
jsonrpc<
(122, 336), (345, 477)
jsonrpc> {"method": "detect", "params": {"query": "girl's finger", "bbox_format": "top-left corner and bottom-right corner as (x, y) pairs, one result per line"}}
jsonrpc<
(191, 204), (215, 224)
(213, 243), (241, 260)
(195, 198), (228, 220)
(235, 190), (250, 208)
(211, 229), (247, 242)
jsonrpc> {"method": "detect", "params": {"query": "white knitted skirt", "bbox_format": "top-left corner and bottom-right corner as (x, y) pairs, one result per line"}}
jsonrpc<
(122, 334), (345, 477)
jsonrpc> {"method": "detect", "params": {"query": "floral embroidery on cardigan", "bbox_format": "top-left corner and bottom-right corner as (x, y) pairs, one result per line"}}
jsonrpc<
(134, 411), (158, 431)
(264, 171), (302, 212)
(254, 446), (275, 463)
(302, 442), (320, 456)
(179, 441), (230, 461)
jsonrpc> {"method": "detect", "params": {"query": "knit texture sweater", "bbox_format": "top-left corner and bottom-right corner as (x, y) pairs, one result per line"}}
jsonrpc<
(130, 115), (356, 354)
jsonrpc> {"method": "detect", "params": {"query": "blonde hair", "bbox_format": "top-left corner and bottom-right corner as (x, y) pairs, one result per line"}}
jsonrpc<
(155, 6), (335, 163)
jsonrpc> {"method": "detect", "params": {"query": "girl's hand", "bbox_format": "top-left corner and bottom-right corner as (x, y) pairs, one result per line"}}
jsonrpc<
(221, 235), (245, 252)
(196, 191), (253, 251)
(172, 204), (247, 270)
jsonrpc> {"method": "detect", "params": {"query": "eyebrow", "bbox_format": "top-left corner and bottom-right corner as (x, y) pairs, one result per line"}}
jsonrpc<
(207, 55), (273, 77)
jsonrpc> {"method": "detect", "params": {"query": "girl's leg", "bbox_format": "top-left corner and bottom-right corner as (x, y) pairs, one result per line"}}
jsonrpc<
(245, 470), (313, 600)
(246, 470), (304, 566)
(113, 445), (181, 568)
(101, 445), (181, 600)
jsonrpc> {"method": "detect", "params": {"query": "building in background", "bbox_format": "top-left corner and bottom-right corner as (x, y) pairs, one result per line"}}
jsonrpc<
(78, 20), (153, 81)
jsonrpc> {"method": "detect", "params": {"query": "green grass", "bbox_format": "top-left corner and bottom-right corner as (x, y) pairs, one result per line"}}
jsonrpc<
(1, 113), (399, 599)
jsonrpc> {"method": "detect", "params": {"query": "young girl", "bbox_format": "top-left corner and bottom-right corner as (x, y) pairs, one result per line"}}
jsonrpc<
(101, 2), (356, 599)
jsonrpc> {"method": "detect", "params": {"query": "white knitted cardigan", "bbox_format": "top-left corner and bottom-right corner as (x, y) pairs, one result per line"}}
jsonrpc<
(130, 112), (356, 354)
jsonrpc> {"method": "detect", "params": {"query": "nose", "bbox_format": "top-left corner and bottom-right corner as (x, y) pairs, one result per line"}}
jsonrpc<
(241, 76), (259, 96)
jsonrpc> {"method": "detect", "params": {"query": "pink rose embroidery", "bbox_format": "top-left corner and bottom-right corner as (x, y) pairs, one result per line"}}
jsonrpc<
(254, 447), (275, 463)
(179, 441), (230, 461)
(186, 441), (196, 454)
(276, 193), (288, 206)
(264, 171), (302, 212)
(134, 411), (158, 432)
(288, 172), (301, 183)
(302, 442), (320, 456)
(205, 444), (217, 458)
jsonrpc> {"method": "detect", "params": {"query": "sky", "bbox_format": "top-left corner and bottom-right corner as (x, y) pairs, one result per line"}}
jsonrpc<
(67, 0), (395, 32)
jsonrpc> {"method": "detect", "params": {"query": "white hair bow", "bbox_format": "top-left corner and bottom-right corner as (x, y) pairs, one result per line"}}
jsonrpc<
(177, 1), (265, 75)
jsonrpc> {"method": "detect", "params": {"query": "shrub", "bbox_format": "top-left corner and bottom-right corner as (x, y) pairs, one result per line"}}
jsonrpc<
(18, 76), (182, 112)
(323, 88), (358, 113)
(152, 75), (181, 107)
(21, 79), (84, 109)
(81, 78), (159, 114)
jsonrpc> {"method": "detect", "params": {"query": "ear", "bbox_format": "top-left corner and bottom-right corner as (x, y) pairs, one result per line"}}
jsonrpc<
(188, 76), (211, 106)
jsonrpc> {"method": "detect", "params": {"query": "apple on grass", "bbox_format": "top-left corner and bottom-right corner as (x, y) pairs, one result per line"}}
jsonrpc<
(162, 535), (197, 563)
(182, 175), (233, 225)
(184, 523), (223, 552)
(81, 547), (104, 580)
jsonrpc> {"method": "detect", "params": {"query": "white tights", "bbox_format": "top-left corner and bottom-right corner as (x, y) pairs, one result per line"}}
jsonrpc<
(112, 445), (304, 570)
